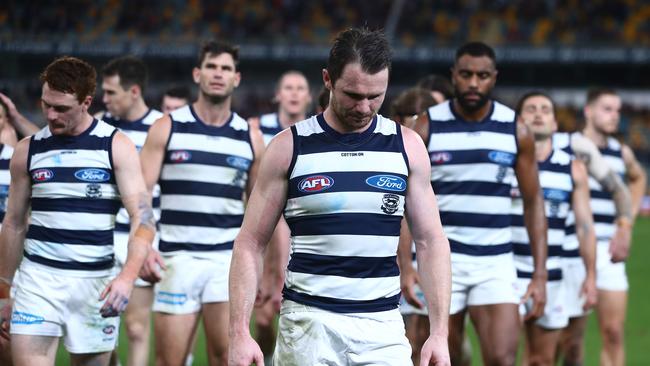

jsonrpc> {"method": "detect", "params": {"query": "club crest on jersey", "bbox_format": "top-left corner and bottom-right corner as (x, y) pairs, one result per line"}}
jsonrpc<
(85, 183), (102, 198)
(381, 193), (400, 214)
(430, 151), (452, 164)
(169, 150), (191, 163)
(298, 175), (334, 193)
(488, 151), (515, 166)
(365, 175), (406, 192)
(74, 168), (110, 182)
(226, 156), (251, 170)
(32, 169), (54, 182)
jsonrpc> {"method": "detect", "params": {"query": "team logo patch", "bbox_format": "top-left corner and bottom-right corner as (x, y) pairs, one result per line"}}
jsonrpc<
(430, 151), (452, 164)
(365, 175), (406, 192)
(381, 193), (400, 214)
(102, 325), (116, 335)
(85, 183), (102, 198)
(169, 150), (191, 163)
(32, 168), (54, 182)
(226, 156), (251, 170)
(11, 311), (44, 325)
(74, 168), (110, 182)
(298, 175), (334, 193)
(488, 151), (515, 166)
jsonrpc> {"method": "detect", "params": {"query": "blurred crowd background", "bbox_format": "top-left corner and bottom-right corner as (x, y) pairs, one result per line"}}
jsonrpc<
(1, 0), (650, 198)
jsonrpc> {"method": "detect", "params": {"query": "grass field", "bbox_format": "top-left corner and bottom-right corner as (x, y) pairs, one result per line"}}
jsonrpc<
(54, 218), (650, 365)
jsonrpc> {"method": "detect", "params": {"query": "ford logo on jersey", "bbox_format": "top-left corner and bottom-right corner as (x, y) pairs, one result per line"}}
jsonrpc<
(544, 188), (569, 202)
(170, 150), (191, 163)
(366, 175), (407, 192)
(74, 168), (110, 182)
(226, 156), (251, 170)
(31, 168), (54, 182)
(298, 175), (334, 193)
(488, 151), (515, 166)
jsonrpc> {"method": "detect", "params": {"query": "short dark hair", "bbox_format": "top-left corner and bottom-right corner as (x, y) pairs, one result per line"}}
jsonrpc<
(164, 85), (191, 101)
(102, 56), (148, 93)
(197, 40), (239, 69)
(40, 56), (97, 103)
(455, 41), (496, 65)
(327, 28), (392, 86)
(390, 87), (436, 118)
(276, 70), (308, 91)
(416, 74), (454, 100)
(0, 97), (8, 115)
(586, 87), (618, 105)
(515, 91), (555, 116)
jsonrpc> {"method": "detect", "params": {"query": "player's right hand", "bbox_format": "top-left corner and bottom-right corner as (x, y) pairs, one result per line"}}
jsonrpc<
(609, 225), (631, 263)
(400, 267), (424, 309)
(228, 334), (264, 366)
(420, 333), (451, 366)
(0, 298), (12, 341)
(139, 249), (166, 283)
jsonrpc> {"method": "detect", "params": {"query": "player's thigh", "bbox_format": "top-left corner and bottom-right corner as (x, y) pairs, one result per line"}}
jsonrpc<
(468, 303), (519, 357)
(202, 302), (229, 355)
(124, 286), (154, 331)
(153, 312), (200, 362)
(525, 321), (562, 363)
(596, 290), (627, 333)
(70, 351), (112, 366)
(11, 334), (58, 366)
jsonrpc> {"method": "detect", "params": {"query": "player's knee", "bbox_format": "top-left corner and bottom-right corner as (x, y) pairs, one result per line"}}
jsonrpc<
(528, 352), (554, 366)
(561, 339), (584, 365)
(125, 320), (149, 342)
(601, 323), (624, 347)
(484, 347), (517, 366)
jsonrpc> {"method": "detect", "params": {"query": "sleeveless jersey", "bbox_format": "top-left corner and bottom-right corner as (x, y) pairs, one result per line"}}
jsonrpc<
(102, 109), (164, 232)
(25, 119), (120, 276)
(283, 114), (409, 313)
(590, 136), (625, 244)
(259, 112), (283, 145)
(512, 149), (573, 281)
(0, 144), (13, 223)
(427, 100), (517, 260)
(158, 105), (253, 257)
(552, 132), (580, 258)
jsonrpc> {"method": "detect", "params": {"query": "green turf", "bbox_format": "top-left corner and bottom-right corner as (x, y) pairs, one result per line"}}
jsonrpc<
(54, 218), (650, 365)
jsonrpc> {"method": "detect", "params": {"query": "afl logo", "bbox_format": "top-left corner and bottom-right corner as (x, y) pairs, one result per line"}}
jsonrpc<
(430, 151), (452, 164)
(102, 325), (116, 335)
(170, 150), (191, 163)
(298, 175), (334, 193)
(32, 169), (54, 182)
(74, 169), (110, 182)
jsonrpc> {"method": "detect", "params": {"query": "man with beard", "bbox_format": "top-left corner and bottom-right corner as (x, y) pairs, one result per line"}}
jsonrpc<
(412, 42), (548, 365)
(139, 40), (265, 365)
(228, 28), (451, 366)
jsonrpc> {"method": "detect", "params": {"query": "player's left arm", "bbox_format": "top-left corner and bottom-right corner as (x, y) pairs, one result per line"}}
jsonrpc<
(401, 126), (451, 366)
(246, 121), (266, 198)
(571, 159), (597, 310)
(609, 144), (648, 262)
(514, 120), (547, 320)
(99, 132), (154, 317)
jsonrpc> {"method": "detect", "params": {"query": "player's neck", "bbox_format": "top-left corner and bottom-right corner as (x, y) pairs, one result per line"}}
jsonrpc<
(193, 97), (232, 126)
(322, 107), (373, 134)
(68, 113), (95, 136)
(278, 109), (306, 129)
(122, 99), (148, 122)
(534, 138), (553, 162)
(582, 124), (608, 148)
(453, 99), (491, 122)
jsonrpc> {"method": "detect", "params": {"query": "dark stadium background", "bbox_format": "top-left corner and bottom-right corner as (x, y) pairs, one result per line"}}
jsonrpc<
(1, 1), (649, 364)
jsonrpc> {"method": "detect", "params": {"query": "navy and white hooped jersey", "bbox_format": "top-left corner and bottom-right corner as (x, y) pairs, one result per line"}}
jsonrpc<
(25, 119), (121, 276)
(259, 112), (284, 145)
(283, 114), (409, 314)
(589, 135), (626, 244)
(102, 109), (164, 233)
(512, 149), (573, 281)
(427, 100), (517, 259)
(158, 105), (253, 257)
(552, 132), (580, 258)
(0, 144), (13, 223)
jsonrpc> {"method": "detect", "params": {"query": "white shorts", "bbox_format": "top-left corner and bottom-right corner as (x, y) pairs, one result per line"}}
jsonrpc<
(562, 257), (589, 318)
(450, 254), (519, 314)
(10, 261), (119, 354)
(274, 300), (411, 365)
(114, 231), (159, 287)
(152, 252), (231, 314)
(515, 278), (568, 329)
(596, 242), (628, 291)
